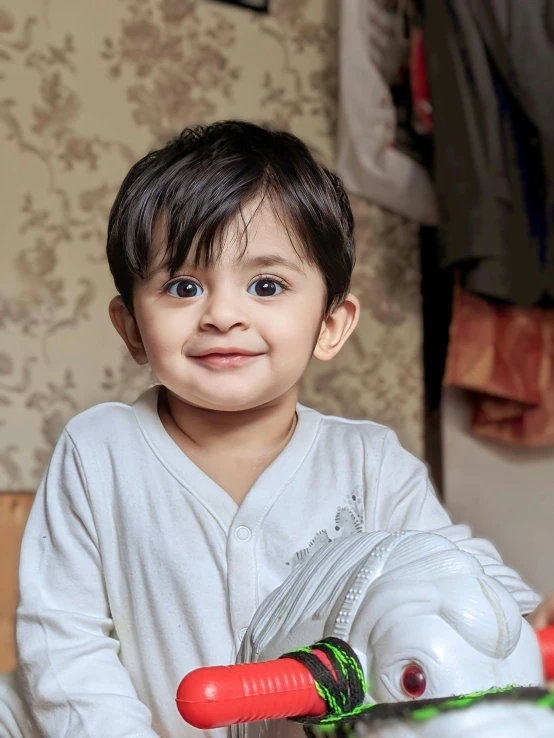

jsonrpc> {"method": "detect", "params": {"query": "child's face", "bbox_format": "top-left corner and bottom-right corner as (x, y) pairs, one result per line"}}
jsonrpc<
(112, 203), (358, 412)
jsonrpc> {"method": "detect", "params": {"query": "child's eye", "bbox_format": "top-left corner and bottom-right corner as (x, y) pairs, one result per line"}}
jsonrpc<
(247, 279), (284, 297)
(166, 280), (203, 298)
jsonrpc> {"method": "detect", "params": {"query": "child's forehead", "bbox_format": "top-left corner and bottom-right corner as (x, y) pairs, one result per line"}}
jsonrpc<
(150, 203), (310, 275)
(155, 246), (307, 277)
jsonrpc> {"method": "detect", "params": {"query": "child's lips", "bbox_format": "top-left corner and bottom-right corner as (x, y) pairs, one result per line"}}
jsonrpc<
(190, 351), (262, 368)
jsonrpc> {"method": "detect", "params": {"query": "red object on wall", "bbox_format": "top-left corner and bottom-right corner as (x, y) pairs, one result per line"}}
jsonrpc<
(410, 26), (433, 135)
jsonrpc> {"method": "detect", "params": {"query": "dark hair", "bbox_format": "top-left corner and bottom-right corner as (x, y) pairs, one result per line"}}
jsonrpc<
(106, 120), (355, 314)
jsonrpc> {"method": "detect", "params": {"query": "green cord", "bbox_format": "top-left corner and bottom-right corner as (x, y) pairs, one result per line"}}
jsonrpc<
(283, 637), (554, 732)
(305, 685), (554, 732)
(283, 637), (369, 723)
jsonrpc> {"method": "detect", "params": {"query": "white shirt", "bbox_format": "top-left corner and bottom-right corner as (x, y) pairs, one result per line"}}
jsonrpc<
(16, 386), (539, 738)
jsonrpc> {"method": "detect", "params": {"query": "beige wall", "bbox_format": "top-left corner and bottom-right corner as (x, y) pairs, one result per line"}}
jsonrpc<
(443, 387), (554, 596)
(0, 0), (424, 494)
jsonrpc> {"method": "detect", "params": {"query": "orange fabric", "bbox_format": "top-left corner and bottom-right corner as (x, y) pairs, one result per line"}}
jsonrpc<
(444, 285), (554, 446)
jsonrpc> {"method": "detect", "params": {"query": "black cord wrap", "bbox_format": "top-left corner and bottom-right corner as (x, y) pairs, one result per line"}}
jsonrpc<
(279, 636), (367, 724)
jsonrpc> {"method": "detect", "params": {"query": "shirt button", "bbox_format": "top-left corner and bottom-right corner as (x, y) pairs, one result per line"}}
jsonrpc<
(235, 526), (252, 542)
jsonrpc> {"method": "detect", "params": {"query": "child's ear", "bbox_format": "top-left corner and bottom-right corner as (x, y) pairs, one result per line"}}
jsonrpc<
(109, 296), (148, 365)
(314, 293), (360, 362)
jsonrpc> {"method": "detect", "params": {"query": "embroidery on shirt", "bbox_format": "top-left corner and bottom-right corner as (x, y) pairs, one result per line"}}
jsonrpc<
(286, 488), (364, 571)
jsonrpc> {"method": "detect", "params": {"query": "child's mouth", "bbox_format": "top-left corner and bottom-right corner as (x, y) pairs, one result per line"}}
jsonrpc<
(191, 350), (261, 368)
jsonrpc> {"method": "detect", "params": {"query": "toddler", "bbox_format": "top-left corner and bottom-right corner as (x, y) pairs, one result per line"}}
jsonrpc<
(7, 122), (548, 738)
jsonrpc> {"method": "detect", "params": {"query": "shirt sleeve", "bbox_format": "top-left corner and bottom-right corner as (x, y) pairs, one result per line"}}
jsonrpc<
(16, 429), (159, 738)
(371, 429), (541, 615)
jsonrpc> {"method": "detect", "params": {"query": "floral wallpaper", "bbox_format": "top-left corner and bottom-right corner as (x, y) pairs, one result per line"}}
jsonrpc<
(0, 0), (423, 492)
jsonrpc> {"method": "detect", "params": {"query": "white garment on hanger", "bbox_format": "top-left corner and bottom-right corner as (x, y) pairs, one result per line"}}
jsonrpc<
(336, 0), (437, 225)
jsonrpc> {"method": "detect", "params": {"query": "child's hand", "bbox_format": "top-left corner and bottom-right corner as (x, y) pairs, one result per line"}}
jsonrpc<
(527, 594), (554, 631)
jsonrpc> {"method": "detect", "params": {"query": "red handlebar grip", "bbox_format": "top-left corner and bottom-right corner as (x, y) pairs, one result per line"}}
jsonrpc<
(176, 658), (326, 729)
(537, 626), (554, 682)
(176, 628), (554, 730)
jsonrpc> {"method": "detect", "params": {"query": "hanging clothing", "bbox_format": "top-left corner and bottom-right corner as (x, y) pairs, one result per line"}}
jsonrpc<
(336, 0), (437, 225)
(444, 284), (554, 447)
(422, 0), (554, 306)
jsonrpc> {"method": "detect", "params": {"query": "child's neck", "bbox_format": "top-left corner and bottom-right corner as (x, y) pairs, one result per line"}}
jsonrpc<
(158, 386), (299, 504)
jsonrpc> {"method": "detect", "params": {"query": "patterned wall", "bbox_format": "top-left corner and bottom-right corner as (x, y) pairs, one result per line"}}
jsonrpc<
(0, 0), (423, 493)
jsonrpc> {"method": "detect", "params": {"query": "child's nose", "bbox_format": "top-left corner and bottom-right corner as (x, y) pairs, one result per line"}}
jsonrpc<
(199, 291), (250, 332)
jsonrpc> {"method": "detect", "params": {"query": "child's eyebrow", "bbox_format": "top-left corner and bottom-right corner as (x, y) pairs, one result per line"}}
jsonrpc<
(146, 253), (305, 279)
(243, 254), (304, 274)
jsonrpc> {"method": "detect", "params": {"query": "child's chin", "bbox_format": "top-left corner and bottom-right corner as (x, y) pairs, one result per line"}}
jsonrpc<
(187, 392), (268, 413)
(170, 381), (289, 412)
(204, 397), (266, 412)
